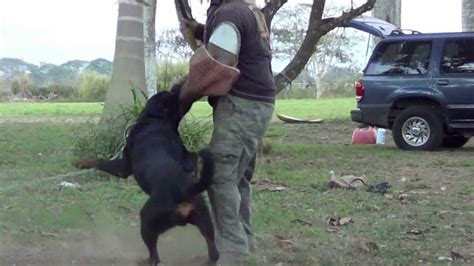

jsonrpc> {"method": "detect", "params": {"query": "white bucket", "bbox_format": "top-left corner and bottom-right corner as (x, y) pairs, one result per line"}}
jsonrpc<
(376, 128), (386, 144)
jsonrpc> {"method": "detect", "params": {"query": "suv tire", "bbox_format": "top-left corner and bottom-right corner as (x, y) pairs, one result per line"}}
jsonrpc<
(392, 106), (444, 151)
(441, 135), (470, 148)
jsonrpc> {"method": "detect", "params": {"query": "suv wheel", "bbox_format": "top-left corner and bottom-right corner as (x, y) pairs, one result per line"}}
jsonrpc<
(392, 106), (444, 150)
(441, 135), (470, 148)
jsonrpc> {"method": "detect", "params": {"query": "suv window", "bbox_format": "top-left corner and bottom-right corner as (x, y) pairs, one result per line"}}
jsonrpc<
(365, 41), (432, 76)
(441, 39), (474, 74)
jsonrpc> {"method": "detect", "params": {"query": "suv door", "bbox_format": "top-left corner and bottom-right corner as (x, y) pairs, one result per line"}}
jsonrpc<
(359, 40), (434, 128)
(435, 38), (474, 128)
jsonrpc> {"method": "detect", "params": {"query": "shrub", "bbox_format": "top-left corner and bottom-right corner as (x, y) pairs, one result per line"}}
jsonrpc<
(179, 114), (212, 152)
(72, 87), (211, 161)
(71, 118), (129, 160)
(156, 60), (188, 91)
(75, 72), (110, 102)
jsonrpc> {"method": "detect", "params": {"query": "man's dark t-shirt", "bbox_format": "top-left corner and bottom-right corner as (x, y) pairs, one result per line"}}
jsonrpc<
(200, 2), (276, 104)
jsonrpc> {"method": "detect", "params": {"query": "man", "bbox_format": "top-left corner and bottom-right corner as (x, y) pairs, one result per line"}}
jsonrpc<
(180, 0), (275, 262)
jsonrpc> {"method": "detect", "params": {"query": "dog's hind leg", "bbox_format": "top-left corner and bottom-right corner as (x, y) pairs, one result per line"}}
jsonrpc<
(140, 198), (167, 266)
(72, 156), (131, 178)
(189, 197), (219, 263)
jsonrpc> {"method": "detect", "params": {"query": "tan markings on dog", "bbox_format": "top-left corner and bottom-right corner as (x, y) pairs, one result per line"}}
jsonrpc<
(177, 202), (194, 218)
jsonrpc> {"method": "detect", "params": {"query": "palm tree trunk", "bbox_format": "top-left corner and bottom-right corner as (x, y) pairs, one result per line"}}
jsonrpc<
(463, 0), (474, 32)
(102, 0), (146, 122)
(144, 0), (157, 96)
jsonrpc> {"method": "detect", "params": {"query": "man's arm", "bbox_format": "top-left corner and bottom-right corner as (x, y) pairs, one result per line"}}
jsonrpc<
(207, 22), (241, 67)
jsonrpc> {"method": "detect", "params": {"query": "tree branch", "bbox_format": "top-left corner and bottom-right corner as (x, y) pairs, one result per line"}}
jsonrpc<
(320, 0), (376, 33)
(262, 0), (288, 29)
(274, 0), (376, 92)
(273, 0), (326, 92)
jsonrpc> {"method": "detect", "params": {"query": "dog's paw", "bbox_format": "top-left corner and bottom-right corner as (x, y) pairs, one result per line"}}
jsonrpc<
(72, 160), (97, 169)
(136, 258), (159, 266)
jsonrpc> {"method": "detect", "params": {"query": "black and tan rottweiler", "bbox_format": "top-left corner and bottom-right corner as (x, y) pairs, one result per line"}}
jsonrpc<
(73, 87), (218, 265)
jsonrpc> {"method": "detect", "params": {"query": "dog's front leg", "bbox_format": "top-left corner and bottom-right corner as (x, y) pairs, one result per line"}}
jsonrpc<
(189, 197), (219, 263)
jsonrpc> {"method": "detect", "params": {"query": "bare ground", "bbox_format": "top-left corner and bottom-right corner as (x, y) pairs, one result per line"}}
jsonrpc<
(1, 227), (213, 266)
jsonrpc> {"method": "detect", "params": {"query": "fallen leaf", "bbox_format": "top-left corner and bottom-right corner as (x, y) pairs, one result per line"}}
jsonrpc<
(450, 249), (465, 261)
(118, 205), (135, 213)
(327, 217), (353, 226)
(384, 194), (394, 200)
(372, 205), (382, 211)
(360, 241), (379, 254)
(291, 219), (313, 226)
(40, 230), (59, 238)
(258, 186), (286, 192)
(399, 193), (409, 204)
(274, 235), (294, 251)
(443, 224), (455, 229)
(339, 217), (353, 226)
(406, 228), (423, 235)
(327, 217), (339, 226)
(437, 256), (453, 261)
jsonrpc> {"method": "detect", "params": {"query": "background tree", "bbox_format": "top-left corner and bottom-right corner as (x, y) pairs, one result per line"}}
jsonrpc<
(0, 78), (12, 100)
(372, 0), (401, 28)
(270, 3), (361, 98)
(102, 0), (147, 123)
(463, 0), (474, 31)
(156, 28), (192, 91)
(11, 75), (34, 99)
(176, 0), (376, 93)
(76, 72), (110, 102)
(156, 28), (193, 62)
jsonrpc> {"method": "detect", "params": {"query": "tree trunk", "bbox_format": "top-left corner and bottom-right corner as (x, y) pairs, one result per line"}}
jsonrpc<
(463, 0), (474, 32)
(144, 0), (157, 96)
(372, 0), (401, 28)
(102, 0), (147, 122)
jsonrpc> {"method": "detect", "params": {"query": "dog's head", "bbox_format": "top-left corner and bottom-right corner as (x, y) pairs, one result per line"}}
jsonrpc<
(140, 89), (182, 126)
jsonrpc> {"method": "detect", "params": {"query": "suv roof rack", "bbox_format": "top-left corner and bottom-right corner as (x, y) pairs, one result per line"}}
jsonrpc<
(390, 29), (422, 36)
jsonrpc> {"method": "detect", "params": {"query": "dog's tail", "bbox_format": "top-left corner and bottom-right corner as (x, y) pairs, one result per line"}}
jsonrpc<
(185, 148), (214, 198)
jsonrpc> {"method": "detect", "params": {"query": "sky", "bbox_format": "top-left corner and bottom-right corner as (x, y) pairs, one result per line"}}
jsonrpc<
(0, 0), (462, 66)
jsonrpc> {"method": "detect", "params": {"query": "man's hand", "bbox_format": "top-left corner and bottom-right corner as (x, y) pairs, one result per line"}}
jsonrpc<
(180, 18), (201, 34)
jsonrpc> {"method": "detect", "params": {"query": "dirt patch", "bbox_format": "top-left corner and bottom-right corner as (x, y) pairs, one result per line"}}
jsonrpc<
(0, 227), (211, 265)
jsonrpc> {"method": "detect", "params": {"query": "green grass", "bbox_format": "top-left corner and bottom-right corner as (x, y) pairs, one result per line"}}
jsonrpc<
(0, 98), (356, 120)
(0, 102), (103, 117)
(1, 99), (473, 265)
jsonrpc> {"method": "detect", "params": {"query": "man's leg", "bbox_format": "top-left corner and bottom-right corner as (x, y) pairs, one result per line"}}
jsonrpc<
(238, 154), (257, 251)
(208, 96), (249, 256)
(208, 95), (274, 259)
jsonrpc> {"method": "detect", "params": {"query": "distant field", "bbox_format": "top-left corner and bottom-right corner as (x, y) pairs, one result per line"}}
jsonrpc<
(0, 102), (103, 117)
(0, 98), (356, 120)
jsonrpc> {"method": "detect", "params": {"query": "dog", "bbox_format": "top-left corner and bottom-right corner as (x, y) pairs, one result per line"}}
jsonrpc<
(73, 87), (218, 265)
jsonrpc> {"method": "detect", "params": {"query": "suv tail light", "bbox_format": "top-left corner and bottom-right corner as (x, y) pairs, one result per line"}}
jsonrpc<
(355, 80), (364, 102)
